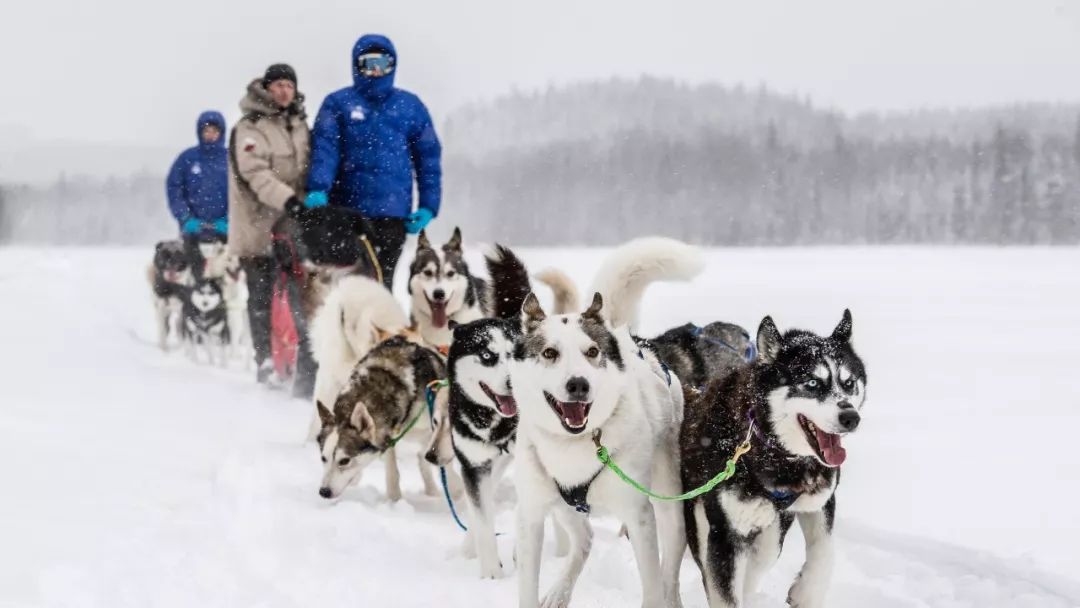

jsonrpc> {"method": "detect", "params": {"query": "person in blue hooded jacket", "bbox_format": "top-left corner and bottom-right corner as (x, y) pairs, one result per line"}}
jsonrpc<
(301, 34), (441, 289)
(166, 111), (230, 241)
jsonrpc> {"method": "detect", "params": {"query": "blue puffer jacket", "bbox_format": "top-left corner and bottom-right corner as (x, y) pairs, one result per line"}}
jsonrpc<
(306, 34), (442, 219)
(166, 111), (229, 223)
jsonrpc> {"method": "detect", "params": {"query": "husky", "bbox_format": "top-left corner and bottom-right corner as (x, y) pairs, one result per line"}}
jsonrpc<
(308, 275), (410, 437)
(147, 240), (194, 350)
(680, 311), (866, 608)
(315, 336), (447, 502)
(180, 277), (230, 365)
(430, 245), (579, 579)
(408, 228), (490, 348)
(647, 321), (755, 389)
(511, 291), (688, 608)
(204, 253), (250, 361)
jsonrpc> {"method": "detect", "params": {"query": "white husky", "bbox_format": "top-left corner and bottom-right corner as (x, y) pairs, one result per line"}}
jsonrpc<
(510, 237), (703, 608)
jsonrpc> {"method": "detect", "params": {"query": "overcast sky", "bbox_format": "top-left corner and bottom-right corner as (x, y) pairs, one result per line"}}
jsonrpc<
(3, 0), (1079, 148)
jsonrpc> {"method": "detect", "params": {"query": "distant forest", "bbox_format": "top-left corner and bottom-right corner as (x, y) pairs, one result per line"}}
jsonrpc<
(3, 77), (1079, 246)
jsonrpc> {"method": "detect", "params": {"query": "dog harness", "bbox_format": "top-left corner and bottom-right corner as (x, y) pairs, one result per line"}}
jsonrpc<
(557, 467), (605, 515)
(688, 324), (758, 363)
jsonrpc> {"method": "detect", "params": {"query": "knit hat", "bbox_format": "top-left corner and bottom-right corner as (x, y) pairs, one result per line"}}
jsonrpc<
(262, 63), (297, 88)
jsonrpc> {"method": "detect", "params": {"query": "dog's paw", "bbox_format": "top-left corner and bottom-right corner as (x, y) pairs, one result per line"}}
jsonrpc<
(478, 560), (505, 580)
(386, 487), (403, 503)
(540, 584), (573, 608)
(786, 573), (826, 608)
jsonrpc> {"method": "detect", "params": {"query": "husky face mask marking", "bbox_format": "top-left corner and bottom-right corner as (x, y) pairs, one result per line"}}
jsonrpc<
(190, 280), (223, 313)
(758, 310), (866, 467)
(451, 320), (519, 417)
(315, 401), (382, 500)
(409, 228), (472, 329)
(512, 293), (624, 436)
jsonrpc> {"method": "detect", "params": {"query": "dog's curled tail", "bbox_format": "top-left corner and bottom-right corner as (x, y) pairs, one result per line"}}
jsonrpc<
(534, 268), (580, 315)
(486, 244), (532, 321)
(589, 237), (705, 330)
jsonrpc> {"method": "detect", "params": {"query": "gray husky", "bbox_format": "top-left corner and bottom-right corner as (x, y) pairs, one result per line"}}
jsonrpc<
(315, 336), (447, 502)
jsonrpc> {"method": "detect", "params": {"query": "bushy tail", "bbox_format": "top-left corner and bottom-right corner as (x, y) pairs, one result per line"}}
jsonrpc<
(486, 244), (533, 321)
(309, 275), (407, 365)
(589, 237), (705, 330)
(534, 268), (580, 315)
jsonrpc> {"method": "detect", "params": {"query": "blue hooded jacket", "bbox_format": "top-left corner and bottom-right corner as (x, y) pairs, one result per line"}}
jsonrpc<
(306, 34), (442, 219)
(166, 111), (229, 223)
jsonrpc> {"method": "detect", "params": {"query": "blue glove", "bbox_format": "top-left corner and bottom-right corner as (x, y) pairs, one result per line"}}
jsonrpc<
(181, 218), (202, 234)
(212, 218), (228, 235)
(305, 191), (328, 208)
(404, 208), (434, 234)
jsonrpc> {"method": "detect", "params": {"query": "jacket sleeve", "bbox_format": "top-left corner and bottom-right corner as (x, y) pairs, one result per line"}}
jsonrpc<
(408, 98), (442, 216)
(306, 95), (342, 195)
(165, 151), (191, 222)
(232, 121), (295, 210)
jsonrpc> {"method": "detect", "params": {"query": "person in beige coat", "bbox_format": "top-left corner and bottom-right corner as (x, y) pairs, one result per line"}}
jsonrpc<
(227, 63), (312, 391)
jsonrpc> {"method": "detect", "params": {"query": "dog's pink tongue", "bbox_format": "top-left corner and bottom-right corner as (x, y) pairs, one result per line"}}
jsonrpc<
(430, 301), (448, 328)
(816, 429), (847, 466)
(495, 394), (518, 417)
(559, 402), (589, 428)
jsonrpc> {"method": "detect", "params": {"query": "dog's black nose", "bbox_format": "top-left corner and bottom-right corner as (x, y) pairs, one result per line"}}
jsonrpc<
(318, 487), (333, 499)
(838, 409), (861, 431)
(565, 376), (590, 402)
(432, 288), (446, 301)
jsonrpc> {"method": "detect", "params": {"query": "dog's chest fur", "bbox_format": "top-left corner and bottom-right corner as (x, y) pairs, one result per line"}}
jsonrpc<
(449, 384), (517, 466)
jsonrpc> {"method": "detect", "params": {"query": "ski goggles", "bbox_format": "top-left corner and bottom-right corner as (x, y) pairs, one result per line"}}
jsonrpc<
(357, 52), (395, 77)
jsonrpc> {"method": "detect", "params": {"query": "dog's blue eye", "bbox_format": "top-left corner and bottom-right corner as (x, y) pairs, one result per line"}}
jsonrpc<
(805, 379), (819, 388)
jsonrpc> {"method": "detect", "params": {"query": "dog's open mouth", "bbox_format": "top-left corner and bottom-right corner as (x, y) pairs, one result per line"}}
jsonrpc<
(426, 297), (448, 328)
(480, 382), (518, 417)
(544, 392), (591, 434)
(797, 414), (847, 467)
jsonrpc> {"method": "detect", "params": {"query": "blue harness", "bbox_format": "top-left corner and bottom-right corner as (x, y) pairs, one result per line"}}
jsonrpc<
(688, 324), (757, 363)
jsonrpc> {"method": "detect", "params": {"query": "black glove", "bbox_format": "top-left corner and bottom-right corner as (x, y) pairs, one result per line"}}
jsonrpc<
(284, 196), (305, 219)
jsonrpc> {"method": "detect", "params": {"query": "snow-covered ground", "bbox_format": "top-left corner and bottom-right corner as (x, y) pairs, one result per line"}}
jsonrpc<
(1, 245), (1078, 608)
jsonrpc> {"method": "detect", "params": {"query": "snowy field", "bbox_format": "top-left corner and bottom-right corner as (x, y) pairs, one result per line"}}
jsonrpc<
(1, 245), (1078, 608)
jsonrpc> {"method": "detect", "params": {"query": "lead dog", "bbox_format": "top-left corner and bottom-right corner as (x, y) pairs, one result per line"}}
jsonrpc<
(680, 311), (866, 608)
(148, 240), (194, 350)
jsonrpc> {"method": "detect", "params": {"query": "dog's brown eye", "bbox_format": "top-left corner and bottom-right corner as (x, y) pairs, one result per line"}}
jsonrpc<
(542, 347), (559, 361)
(446, 270), (456, 278)
(337, 457), (351, 467)
(424, 270), (434, 278)
(585, 346), (600, 359)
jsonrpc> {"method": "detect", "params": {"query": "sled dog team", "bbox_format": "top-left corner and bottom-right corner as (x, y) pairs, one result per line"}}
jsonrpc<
(305, 230), (867, 608)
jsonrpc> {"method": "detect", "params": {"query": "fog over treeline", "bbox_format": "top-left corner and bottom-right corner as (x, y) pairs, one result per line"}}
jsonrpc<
(2, 77), (1079, 246)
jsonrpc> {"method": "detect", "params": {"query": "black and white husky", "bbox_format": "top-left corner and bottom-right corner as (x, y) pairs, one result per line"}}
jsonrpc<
(408, 228), (490, 347)
(510, 237), (703, 608)
(180, 278), (230, 365)
(680, 311), (866, 608)
(429, 245), (578, 579)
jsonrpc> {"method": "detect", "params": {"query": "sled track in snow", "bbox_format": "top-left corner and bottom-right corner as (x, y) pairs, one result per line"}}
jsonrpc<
(832, 522), (1080, 607)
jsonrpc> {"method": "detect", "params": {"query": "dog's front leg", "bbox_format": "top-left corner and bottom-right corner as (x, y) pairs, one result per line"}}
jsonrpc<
(787, 498), (835, 608)
(652, 440), (687, 607)
(417, 451), (439, 497)
(383, 447), (402, 502)
(515, 445), (550, 608)
(539, 507), (592, 608)
(464, 464), (503, 578)
(616, 497), (665, 608)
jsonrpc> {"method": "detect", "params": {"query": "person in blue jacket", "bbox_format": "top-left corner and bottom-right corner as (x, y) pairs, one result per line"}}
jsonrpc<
(299, 34), (441, 289)
(166, 111), (230, 247)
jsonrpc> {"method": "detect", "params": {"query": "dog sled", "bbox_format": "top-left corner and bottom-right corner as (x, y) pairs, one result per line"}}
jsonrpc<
(269, 207), (383, 384)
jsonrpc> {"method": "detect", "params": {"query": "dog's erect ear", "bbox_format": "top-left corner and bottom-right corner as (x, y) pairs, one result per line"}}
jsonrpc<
(316, 401), (335, 428)
(522, 292), (546, 331)
(417, 230), (432, 251)
(582, 292), (604, 322)
(154, 241), (165, 255)
(832, 309), (853, 343)
(349, 401), (376, 439)
(444, 227), (463, 252)
(756, 316), (783, 364)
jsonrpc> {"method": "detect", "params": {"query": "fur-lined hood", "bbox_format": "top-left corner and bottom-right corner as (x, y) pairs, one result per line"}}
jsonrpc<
(239, 78), (307, 119)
